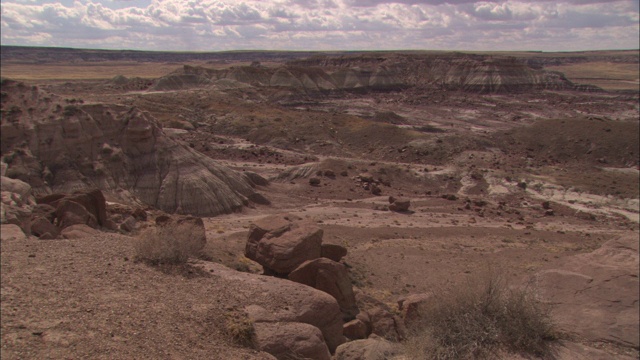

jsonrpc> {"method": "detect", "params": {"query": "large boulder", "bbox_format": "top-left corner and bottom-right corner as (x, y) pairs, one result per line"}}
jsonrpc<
(249, 220), (324, 276)
(29, 216), (59, 239)
(535, 234), (639, 348)
(355, 291), (406, 342)
(193, 260), (345, 352)
(54, 199), (99, 229)
(253, 322), (331, 360)
(289, 258), (359, 321)
(245, 214), (299, 260)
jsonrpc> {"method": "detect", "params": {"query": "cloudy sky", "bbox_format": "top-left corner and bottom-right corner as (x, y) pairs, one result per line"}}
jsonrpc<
(1, 0), (638, 51)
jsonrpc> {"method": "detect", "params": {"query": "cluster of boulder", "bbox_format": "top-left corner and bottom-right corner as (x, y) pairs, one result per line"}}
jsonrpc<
(354, 173), (390, 196)
(243, 214), (414, 359)
(1, 171), (111, 239)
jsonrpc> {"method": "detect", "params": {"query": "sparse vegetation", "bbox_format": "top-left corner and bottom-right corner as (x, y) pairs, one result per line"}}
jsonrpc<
(224, 310), (255, 347)
(134, 222), (204, 265)
(404, 270), (556, 360)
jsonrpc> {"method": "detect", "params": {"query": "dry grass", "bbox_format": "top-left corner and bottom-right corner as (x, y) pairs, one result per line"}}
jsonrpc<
(224, 310), (255, 347)
(134, 222), (204, 265)
(404, 269), (557, 360)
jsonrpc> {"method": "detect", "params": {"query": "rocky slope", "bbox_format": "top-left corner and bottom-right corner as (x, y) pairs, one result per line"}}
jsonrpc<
(0, 79), (264, 216)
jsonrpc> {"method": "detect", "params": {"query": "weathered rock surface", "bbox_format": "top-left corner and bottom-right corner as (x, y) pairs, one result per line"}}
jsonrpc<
(249, 221), (324, 275)
(289, 258), (359, 321)
(355, 291), (406, 342)
(343, 319), (368, 340)
(60, 224), (100, 239)
(0, 80), (262, 217)
(333, 336), (404, 360)
(0, 224), (27, 240)
(253, 322), (331, 360)
(320, 244), (348, 262)
(192, 260), (344, 353)
(397, 292), (432, 327)
(388, 197), (411, 212)
(535, 233), (639, 348)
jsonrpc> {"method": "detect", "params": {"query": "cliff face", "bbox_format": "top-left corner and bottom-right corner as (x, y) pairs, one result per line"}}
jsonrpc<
(171, 53), (585, 94)
(0, 79), (261, 216)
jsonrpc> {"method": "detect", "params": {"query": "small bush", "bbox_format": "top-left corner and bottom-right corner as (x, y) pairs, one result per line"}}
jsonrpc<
(404, 270), (556, 359)
(134, 222), (204, 265)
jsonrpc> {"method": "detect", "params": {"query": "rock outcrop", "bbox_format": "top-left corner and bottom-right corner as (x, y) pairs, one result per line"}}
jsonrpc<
(170, 53), (590, 94)
(289, 258), (359, 321)
(0, 79), (265, 217)
(535, 233), (639, 348)
(192, 260), (345, 354)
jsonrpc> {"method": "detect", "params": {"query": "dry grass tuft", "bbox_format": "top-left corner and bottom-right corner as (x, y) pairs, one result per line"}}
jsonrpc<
(404, 269), (557, 360)
(224, 311), (255, 348)
(134, 222), (204, 265)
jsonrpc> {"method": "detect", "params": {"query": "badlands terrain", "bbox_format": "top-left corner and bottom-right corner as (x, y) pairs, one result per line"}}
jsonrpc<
(1, 46), (639, 359)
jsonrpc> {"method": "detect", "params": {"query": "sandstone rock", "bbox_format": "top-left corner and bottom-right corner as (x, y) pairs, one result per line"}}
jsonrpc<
(61, 224), (99, 239)
(192, 261), (344, 352)
(368, 306), (406, 342)
(397, 293), (432, 327)
(65, 189), (107, 227)
(389, 198), (410, 212)
(333, 336), (403, 360)
(120, 216), (137, 232)
(321, 244), (348, 262)
(30, 216), (59, 239)
(55, 200), (98, 229)
(289, 258), (359, 321)
(247, 218), (323, 275)
(0, 224), (27, 241)
(343, 319), (368, 340)
(535, 234), (639, 348)
(1, 176), (34, 202)
(253, 322), (331, 360)
(245, 214), (298, 259)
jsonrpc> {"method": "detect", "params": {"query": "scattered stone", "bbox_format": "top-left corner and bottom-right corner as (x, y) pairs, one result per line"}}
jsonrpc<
(309, 177), (321, 186)
(441, 194), (458, 201)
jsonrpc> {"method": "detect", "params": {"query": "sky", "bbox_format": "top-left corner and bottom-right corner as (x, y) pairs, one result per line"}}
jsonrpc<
(1, 0), (638, 52)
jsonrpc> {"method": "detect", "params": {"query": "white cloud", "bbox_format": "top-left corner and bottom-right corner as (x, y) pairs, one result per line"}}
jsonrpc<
(0, 0), (637, 51)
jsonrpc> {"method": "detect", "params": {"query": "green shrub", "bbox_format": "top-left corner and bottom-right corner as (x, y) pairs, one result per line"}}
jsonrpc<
(404, 270), (556, 359)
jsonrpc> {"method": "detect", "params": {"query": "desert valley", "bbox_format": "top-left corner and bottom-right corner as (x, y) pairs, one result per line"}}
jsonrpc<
(1, 46), (638, 359)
